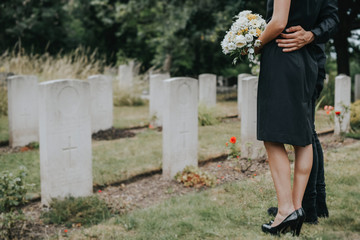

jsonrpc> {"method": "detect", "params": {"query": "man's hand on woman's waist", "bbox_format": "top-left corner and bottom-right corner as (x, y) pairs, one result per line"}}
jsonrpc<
(276, 26), (315, 52)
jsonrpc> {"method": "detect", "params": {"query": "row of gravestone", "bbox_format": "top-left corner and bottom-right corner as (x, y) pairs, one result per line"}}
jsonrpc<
(5, 75), (227, 206)
(4, 73), (358, 205)
(149, 73), (217, 127)
(6, 73), (218, 147)
(7, 75), (113, 147)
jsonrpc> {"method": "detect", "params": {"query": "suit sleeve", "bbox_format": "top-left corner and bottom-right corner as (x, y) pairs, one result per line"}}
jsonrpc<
(310, 0), (339, 44)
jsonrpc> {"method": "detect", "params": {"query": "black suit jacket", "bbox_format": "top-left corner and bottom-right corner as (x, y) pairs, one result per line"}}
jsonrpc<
(310, 0), (339, 98)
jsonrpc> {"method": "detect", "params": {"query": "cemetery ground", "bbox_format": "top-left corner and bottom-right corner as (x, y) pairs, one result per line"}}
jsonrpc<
(1, 100), (359, 239)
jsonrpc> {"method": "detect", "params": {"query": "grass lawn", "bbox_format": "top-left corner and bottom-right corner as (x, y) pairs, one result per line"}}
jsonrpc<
(68, 141), (360, 240)
(0, 115), (241, 196)
(0, 101), (334, 142)
(0, 101), (336, 198)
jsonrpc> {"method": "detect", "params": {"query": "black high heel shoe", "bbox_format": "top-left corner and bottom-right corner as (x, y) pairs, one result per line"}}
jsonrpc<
(295, 208), (306, 236)
(262, 210), (299, 236)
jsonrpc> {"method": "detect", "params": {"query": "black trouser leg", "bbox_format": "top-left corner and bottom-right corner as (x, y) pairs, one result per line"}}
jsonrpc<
(314, 134), (329, 218)
(301, 97), (319, 223)
(302, 132), (319, 223)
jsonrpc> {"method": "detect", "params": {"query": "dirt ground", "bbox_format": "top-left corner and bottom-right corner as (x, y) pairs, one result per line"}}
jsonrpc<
(6, 134), (359, 239)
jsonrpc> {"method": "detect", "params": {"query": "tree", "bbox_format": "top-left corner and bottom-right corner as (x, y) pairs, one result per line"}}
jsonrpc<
(0, 0), (69, 54)
(333, 0), (360, 75)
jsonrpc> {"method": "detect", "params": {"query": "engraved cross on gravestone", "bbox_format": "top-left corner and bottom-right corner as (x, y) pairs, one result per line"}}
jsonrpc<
(20, 107), (32, 128)
(62, 136), (77, 168)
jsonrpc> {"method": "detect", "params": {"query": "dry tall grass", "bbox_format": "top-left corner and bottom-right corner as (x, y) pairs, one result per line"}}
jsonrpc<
(0, 47), (108, 82)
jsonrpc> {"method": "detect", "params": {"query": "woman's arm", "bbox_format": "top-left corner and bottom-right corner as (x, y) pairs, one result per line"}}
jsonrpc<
(256, 0), (291, 52)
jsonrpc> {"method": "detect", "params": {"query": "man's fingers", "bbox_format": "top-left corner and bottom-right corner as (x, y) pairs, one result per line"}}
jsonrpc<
(283, 47), (299, 52)
(276, 38), (297, 44)
(280, 32), (298, 39)
(286, 25), (302, 33)
(278, 43), (298, 48)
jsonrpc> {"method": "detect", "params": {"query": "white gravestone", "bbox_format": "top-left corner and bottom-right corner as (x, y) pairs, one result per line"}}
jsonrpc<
(88, 75), (113, 133)
(118, 60), (134, 88)
(162, 78), (198, 179)
(149, 73), (171, 127)
(334, 75), (351, 134)
(241, 76), (265, 159)
(199, 73), (217, 107)
(324, 74), (329, 85)
(237, 73), (252, 119)
(7, 75), (39, 147)
(355, 74), (360, 101)
(39, 80), (92, 206)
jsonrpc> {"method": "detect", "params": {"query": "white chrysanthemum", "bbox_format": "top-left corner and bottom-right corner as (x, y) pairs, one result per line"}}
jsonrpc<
(250, 19), (261, 28)
(233, 17), (248, 29)
(249, 29), (257, 36)
(245, 34), (253, 43)
(228, 42), (237, 51)
(238, 10), (252, 18)
(235, 35), (247, 48)
(254, 39), (262, 47)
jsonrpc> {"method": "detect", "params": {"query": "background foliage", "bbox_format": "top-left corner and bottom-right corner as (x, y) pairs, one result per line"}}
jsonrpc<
(0, 0), (359, 78)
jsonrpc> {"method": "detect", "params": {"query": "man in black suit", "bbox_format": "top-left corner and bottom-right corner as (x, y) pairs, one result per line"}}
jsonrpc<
(270, 0), (339, 224)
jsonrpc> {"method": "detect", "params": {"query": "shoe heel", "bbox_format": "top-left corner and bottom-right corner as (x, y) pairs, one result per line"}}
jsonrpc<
(295, 220), (304, 236)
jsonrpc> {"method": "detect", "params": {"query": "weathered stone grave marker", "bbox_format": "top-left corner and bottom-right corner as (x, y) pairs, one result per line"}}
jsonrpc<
(334, 74), (351, 134)
(355, 74), (360, 101)
(241, 76), (265, 159)
(162, 78), (198, 179)
(7, 75), (39, 147)
(88, 75), (113, 133)
(118, 60), (134, 88)
(199, 73), (216, 107)
(149, 73), (171, 127)
(237, 73), (251, 119)
(39, 79), (92, 205)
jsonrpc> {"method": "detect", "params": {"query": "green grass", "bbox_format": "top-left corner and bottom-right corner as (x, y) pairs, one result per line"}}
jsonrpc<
(113, 105), (150, 129)
(0, 115), (8, 142)
(68, 141), (360, 240)
(41, 196), (111, 228)
(0, 101), (334, 142)
(0, 119), (240, 196)
(315, 110), (334, 132)
(0, 102), (337, 197)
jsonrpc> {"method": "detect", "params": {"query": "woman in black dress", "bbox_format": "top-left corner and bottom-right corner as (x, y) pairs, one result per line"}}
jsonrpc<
(255, 0), (328, 236)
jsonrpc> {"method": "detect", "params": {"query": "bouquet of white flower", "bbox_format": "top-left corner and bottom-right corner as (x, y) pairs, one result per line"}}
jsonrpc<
(221, 10), (266, 64)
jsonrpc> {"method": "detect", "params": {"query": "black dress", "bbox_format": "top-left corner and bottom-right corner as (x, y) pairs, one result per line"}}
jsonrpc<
(257, 0), (326, 147)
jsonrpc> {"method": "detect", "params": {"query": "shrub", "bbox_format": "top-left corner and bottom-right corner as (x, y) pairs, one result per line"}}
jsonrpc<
(0, 167), (28, 212)
(41, 196), (111, 228)
(0, 211), (27, 240)
(114, 92), (146, 106)
(318, 75), (335, 107)
(0, 167), (30, 240)
(350, 100), (360, 131)
(175, 165), (217, 188)
(0, 86), (7, 116)
(198, 104), (219, 126)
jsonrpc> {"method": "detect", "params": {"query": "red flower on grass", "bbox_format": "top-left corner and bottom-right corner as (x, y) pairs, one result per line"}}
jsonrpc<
(335, 111), (341, 116)
(98, 190), (102, 193)
(230, 136), (236, 144)
(64, 229), (68, 233)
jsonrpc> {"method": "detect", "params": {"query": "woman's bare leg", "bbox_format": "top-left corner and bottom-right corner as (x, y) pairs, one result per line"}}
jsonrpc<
(264, 141), (295, 226)
(292, 144), (313, 209)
